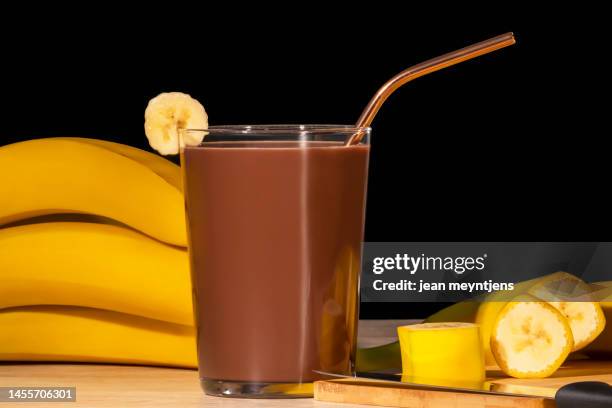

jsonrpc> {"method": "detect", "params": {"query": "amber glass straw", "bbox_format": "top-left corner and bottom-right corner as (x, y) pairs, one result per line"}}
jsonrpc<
(346, 32), (516, 145)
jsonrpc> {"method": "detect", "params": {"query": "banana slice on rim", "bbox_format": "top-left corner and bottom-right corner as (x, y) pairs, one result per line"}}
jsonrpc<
(144, 92), (208, 155)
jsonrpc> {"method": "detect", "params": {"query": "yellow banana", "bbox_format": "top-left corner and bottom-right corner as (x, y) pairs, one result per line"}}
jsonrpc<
(0, 306), (196, 368)
(55, 137), (182, 190)
(0, 138), (186, 246)
(0, 222), (193, 326)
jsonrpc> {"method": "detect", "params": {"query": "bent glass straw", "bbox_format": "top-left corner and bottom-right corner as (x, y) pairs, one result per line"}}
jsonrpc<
(346, 32), (516, 145)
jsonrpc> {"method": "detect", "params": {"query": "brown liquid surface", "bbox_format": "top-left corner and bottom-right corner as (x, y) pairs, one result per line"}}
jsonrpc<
(183, 141), (369, 383)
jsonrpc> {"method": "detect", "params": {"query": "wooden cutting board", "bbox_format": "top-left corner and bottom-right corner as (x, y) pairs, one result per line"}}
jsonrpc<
(314, 360), (612, 408)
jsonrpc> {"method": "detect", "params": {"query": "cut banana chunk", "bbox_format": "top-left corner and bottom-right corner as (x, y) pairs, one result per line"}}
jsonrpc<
(397, 322), (485, 385)
(144, 92), (208, 155)
(491, 297), (573, 379)
(548, 301), (605, 351)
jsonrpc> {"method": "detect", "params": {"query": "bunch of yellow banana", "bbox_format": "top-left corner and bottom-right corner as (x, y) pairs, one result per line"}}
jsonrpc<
(0, 137), (197, 367)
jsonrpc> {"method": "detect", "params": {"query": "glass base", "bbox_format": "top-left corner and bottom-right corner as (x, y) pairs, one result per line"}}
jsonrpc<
(200, 379), (314, 398)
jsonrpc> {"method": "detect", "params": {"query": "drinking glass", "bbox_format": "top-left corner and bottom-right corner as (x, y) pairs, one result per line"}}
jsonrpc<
(180, 125), (370, 398)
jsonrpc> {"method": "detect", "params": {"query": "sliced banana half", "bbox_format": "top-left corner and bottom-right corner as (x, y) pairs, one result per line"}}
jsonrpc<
(144, 92), (208, 155)
(491, 296), (573, 379)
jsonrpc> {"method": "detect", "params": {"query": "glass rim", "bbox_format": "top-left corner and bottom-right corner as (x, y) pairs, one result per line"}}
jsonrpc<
(180, 124), (371, 135)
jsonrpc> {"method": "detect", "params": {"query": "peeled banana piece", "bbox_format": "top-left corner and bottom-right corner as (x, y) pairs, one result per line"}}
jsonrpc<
(0, 306), (197, 368)
(0, 138), (186, 246)
(491, 296), (573, 379)
(0, 222), (193, 326)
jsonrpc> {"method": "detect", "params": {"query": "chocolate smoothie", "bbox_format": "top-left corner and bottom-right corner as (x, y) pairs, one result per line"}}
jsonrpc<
(182, 140), (369, 387)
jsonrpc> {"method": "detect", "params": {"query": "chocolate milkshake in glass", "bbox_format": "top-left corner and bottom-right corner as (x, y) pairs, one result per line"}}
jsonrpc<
(180, 125), (370, 398)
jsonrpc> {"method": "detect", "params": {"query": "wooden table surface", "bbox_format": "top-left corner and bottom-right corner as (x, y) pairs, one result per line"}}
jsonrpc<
(0, 320), (411, 407)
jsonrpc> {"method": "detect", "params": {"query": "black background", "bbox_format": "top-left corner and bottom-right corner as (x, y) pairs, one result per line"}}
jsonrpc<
(1, 8), (603, 318)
